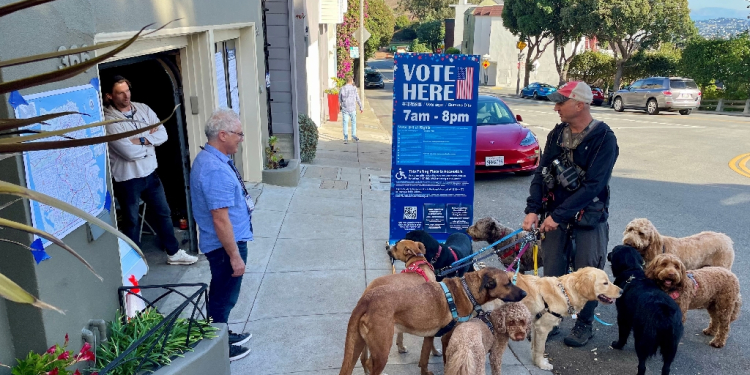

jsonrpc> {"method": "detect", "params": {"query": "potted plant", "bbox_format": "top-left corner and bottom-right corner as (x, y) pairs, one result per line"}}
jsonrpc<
(6, 334), (94, 375)
(262, 136), (299, 187)
(298, 114), (319, 163)
(324, 77), (346, 121)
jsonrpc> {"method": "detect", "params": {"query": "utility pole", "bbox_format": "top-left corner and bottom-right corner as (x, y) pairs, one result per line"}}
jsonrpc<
(359, 0), (365, 102)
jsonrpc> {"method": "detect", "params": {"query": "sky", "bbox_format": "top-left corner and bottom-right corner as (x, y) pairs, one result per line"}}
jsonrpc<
(688, 0), (747, 11)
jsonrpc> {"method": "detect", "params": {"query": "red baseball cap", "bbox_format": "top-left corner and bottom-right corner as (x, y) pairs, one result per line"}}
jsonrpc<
(548, 81), (594, 103)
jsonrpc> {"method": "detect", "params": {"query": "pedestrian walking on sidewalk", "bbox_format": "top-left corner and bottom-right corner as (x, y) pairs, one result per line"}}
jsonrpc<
(522, 81), (619, 348)
(338, 75), (363, 144)
(103, 75), (197, 266)
(190, 108), (253, 361)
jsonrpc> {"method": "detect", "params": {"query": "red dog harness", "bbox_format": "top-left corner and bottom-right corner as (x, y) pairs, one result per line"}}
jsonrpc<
(401, 260), (435, 282)
(431, 245), (459, 264)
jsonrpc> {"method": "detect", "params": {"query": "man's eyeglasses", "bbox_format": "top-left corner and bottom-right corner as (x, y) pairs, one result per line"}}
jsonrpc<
(227, 130), (245, 138)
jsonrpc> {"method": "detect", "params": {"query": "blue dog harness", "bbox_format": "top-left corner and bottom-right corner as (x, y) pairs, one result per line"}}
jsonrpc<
(435, 278), (482, 337)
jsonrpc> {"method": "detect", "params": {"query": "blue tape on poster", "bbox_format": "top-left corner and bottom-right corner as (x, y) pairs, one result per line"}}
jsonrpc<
(104, 191), (112, 212)
(8, 91), (28, 109)
(89, 77), (100, 92)
(388, 53), (480, 245)
(30, 238), (51, 264)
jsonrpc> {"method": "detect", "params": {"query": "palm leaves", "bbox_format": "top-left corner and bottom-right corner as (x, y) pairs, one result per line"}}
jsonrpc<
(0, 0), (176, 312)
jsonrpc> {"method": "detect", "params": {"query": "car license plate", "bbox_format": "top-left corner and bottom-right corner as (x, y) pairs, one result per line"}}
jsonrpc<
(678, 93), (691, 99)
(486, 156), (504, 166)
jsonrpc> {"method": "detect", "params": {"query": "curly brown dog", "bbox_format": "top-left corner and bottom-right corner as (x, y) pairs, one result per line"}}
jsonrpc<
(467, 217), (542, 273)
(359, 240), (441, 374)
(444, 303), (531, 375)
(622, 218), (734, 270)
(338, 267), (527, 375)
(646, 253), (742, 348)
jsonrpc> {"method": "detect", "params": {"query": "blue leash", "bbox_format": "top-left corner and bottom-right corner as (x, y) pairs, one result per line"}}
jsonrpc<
(594, 315), (613, 326)
(450, 228), (523, 267)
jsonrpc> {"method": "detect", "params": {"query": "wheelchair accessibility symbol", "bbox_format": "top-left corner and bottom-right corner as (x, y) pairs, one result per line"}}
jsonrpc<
(395, 168), (407, 180)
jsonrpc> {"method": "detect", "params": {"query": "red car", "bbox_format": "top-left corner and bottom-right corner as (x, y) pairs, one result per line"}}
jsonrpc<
(475, 95), (540, 175)
(591, 87), (605, 106)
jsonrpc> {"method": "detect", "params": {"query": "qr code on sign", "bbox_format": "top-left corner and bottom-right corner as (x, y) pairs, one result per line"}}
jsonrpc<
(403, 206), (417, 220)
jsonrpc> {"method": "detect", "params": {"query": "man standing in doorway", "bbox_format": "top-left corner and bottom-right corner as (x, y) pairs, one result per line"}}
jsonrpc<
(522, 81), (619, 348)
(104, 75), (198, 266)
(338, 75), (363, 144)
(190, 109), (253, 361)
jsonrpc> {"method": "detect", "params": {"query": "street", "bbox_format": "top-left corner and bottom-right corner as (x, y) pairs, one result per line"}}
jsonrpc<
(366, 58), (750, 375)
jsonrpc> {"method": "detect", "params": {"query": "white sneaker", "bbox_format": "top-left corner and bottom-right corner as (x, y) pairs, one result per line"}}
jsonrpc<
(167, 249), (198, 265)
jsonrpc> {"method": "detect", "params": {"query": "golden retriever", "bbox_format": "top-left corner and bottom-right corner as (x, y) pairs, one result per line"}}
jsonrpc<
(622, 218), (734, 270)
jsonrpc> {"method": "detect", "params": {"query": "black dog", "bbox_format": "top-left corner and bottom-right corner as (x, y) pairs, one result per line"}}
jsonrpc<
(608, 244), (683, 375)
(402, 230), (473, 281)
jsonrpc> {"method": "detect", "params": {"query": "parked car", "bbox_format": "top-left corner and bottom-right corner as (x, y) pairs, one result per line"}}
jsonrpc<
(365, 71), (384, 89)
(611, 77), (702, 115)
(520, 83), (557, 100)
(475, 95), (540, 175)
(591, 87), (605, 106)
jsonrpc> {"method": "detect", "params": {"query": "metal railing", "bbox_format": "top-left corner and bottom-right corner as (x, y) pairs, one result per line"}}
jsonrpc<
(699, 99), (750, 114)
(97, 283), (210, 375)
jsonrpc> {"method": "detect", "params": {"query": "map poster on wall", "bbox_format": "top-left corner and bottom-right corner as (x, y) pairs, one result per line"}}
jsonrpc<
(13, 84), (108, 248)
(388, 53), (480, 246)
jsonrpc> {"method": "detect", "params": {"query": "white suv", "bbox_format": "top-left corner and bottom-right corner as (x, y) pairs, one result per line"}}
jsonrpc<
(612, 77), (702, 115)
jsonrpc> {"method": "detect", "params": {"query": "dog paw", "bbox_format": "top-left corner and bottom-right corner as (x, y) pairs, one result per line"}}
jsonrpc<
(431, 348), (442, 357)
(709, 339), (725, 348)
(397, 346), (408, 354)
(535, 358), (554, 370)
(611, 341), (624, 350)
(703, 328), (716, 336)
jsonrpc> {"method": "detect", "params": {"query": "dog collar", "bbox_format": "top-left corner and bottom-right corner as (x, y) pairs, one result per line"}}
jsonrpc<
(687, 273), (699, 290)
(477, 311), (495, 334)
(431, 245), (443, 263)
(460, 276), (484, 314)
(558, 283), (577, 318)
(401, 260), (433, 282)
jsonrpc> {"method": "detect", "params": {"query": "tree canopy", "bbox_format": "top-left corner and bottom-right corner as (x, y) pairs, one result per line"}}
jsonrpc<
(365, 0), (396, 59)
(416, 20), (445, 51)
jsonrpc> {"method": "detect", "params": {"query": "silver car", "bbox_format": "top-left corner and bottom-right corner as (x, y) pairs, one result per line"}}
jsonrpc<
(612, 77), (701, 115)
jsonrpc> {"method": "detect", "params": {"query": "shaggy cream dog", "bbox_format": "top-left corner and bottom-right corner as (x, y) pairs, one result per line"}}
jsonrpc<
(622, 218), (734, 270)
(444, 303), (531, 375)
(646, 254), (742, 348)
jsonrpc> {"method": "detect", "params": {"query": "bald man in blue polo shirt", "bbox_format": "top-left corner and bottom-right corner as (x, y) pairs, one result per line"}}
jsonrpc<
(190, 109), (253, 361)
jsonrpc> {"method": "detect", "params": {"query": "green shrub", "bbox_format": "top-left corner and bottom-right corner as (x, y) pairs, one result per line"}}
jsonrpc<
(446, 47), (460, 54)
(409, 38), (431, 53)
(395, 15), (410, 30)
(299, 114), (319, 163)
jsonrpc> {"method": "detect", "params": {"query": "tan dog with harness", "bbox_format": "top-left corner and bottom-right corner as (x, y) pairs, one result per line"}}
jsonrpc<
(339, 267), (527, 375)
(359, 240), (442, 374)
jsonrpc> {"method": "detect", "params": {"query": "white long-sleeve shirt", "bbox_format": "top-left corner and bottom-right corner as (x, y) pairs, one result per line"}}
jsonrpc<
(104, 102), (168, 182)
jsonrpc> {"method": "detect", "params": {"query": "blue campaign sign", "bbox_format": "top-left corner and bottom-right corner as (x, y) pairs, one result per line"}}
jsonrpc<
(389, 53), (480, 245)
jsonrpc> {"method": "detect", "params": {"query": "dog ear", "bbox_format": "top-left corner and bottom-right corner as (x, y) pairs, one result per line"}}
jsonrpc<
(674, 257), (688, 290)
(417, 241), (426, 255)
(490, 311), (506, 334)
(482, 273), (497, 290)
(575, 272), (597, 299)
(644, 260), (657, 280)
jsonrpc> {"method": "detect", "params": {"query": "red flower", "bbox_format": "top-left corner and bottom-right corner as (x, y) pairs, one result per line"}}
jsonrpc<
(64, 334), (69, 345)
(48, 369), (59, 375)
(75, 342), (94, 361)
(46, 345), (57, 354)
(57, 351), (70, 361)
(74, 370), (82, 375)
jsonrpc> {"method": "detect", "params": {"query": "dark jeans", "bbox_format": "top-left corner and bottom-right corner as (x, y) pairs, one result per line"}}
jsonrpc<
(541, 221), (609, 325)
(205, 241), (248, 324)
(113, 172), (179, 255)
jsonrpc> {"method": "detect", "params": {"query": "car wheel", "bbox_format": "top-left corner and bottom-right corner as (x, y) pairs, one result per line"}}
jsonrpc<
(679, 109), (692, 115)
(520, 92), (525, 98)
(514, 170), (534, 176)
(533, 92), (539, 100)
(647, 99), (659, 115)
(613, 97), (624, 112)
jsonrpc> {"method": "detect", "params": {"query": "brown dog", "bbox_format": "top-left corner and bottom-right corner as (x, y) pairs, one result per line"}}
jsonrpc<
(622, 218), (734, 270)
(444, 303), (531, 375)
(359, 240), (441, 374)
(646, 254), (742, 348)
(467, 217), (542, 273)
(338, 267), (527, 375)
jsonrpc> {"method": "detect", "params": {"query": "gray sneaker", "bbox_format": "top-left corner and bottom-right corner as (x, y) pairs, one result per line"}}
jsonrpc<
(343, 138), (348, 144)
(563, 321), (594, 347)
(166, 249), (198, 265)
(352, 136), (360, 142)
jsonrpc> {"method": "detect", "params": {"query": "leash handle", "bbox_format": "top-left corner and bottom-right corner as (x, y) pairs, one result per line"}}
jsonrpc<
(533, 244), (539, 276)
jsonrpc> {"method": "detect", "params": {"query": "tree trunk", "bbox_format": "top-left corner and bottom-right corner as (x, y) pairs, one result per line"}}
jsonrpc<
(613, 60), (624, 91)
(524, 46), (534, 88)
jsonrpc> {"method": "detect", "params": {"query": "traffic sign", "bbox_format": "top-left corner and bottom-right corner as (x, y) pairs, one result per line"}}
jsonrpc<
(353, 27), (371, 43)
(517, 41), (527, 50)
(482, 60), (490, 69)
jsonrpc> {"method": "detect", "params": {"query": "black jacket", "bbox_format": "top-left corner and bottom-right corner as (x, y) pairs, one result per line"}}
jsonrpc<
(525, 121), (619, 225)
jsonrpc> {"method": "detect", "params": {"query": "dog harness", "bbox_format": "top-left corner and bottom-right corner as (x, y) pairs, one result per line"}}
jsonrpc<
(670, 273), (699, 299)
(477, 311), (495, 334)
(432, 244), (459, 264)
(435, 279), (479, 337)
(401, 259), (434, 282)
(535, 298), (564, 321)
(687, 273), (699, 289)
(559, 283), (578, 319)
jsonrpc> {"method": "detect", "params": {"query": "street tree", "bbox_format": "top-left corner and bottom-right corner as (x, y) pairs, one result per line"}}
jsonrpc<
(681, 33), (750, 98)
(416, 20), (445, 51)
(398, 0), (453, 20)
(502, 0), (555, 88)
(551, 0), (598, 85)
(365, 0), (396, 59)
(622, 43), (680, 83)
(578, 0), (695, 90)
(568, 50), (615, 87)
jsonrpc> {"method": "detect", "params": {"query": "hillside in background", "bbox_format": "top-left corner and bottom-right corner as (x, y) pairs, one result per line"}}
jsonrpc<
(695, 17), (750, 39)
(690, 7), (745, 20)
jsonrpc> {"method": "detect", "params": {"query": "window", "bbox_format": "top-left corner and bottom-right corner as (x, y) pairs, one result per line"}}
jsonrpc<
(476, 98), (516, 125)
(670, 79), (699, 89)
(629, 80), (645, 89)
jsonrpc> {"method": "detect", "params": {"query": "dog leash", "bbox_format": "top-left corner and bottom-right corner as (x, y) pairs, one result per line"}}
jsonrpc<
(452, 228), (524, 266)
(437, 229), (538, 277)
(594, 315), (613, 326)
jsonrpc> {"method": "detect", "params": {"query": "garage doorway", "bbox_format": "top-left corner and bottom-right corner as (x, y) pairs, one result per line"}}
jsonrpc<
(98, 52), (197, 253)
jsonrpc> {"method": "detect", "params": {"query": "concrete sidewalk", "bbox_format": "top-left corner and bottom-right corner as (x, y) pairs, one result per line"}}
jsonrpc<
(139, 97), (551, 375)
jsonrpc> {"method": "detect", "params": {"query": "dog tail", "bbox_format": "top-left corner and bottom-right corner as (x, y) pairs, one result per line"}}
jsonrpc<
(444, 347), (477, 375)
(731, 293), (742, 323)
(339, 302), (368, 375)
